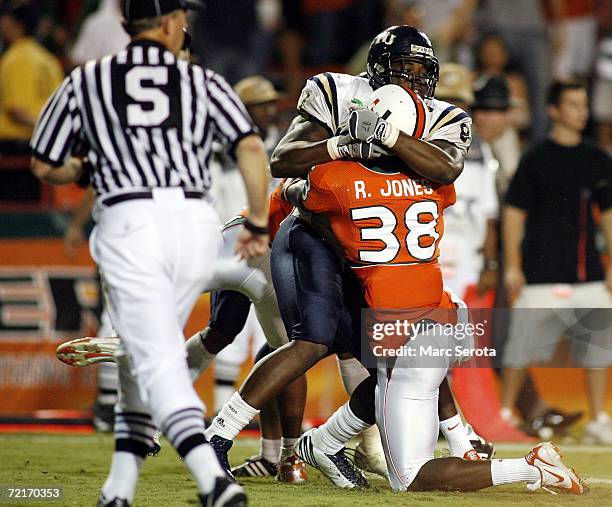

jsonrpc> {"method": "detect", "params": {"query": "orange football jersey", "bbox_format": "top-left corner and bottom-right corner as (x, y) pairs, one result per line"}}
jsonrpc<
(268, 180), (294, 241)
(303, 160), (456, 309)
(239, 180), (293, 241)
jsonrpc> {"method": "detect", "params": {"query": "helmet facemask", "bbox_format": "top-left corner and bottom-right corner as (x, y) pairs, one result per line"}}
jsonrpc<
(371, 54), (439, 100)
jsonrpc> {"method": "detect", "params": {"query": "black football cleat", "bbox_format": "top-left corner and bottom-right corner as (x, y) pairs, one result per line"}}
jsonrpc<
(199, 476), (247, 507)
(96, 494), (130, 507)
(209, 435), (235, 480)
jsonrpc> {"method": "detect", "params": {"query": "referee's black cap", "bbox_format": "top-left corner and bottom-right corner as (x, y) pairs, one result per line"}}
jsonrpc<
(123, 0), (204, 22)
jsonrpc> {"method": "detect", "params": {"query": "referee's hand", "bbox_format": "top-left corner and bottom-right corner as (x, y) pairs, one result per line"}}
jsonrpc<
(234, 229), (269, 260)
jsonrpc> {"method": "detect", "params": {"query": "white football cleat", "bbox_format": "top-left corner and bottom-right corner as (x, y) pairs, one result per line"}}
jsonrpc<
(296, 429), (369, 489)
(525, 442), (585, 495)
(583, 413), (612, 445)
(354, 441), (389, 479)
(56, 336), (120, 366)
(353, 425), (389, 479)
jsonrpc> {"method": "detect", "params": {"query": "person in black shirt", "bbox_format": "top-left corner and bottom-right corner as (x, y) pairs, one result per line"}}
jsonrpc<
(501, 80), (612, 444)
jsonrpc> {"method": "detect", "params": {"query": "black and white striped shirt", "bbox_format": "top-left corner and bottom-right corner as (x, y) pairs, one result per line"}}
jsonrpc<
(30, 39), (256, 198)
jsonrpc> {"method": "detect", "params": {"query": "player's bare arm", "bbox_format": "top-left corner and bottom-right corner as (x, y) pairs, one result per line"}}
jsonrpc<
(31, 156), (84, 185)
(271, 115), (384, 178)
(393, 136), (464, 184)
(235, 134), (271, 258)
(346, 107), (464, 184)
(270, 115), (331, 177)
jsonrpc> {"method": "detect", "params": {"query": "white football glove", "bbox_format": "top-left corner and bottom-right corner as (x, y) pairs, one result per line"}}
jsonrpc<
(326, 134), (388, 160)
(347, 108), (400, 148)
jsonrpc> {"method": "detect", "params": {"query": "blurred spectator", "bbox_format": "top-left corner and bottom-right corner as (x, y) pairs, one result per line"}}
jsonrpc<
(473, 32), (529, 195)
(549, 0), (597, 80)
(69, 0), (129, 65)
(192, 0), (279, 84)
(0, 2), (63, 141)
(437, 65), (501, 300)
(593, 31), (612, 155)
(0, 1), (63, 201)
(347, 0), (424, 76)
(210, 75), (283, 222)
(474, 32), (530, 131)
(476, 0), (553, 141)
(415, 0), (477, 64)
(280, 0), (381, 96)
(501, 80), (612, 444)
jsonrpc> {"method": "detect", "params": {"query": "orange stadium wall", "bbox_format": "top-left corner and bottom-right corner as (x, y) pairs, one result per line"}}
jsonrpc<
(0, 238), (348, 419)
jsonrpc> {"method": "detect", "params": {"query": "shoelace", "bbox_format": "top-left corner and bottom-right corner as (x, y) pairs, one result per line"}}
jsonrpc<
(210, 437), (233, 475)
(327, 449), (369, 487)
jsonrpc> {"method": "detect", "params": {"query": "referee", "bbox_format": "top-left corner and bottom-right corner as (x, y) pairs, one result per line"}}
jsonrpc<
(30, 1), (268, 506)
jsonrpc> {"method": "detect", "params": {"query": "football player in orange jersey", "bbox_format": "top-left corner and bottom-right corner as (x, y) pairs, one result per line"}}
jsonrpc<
(282, 93), (584, 494)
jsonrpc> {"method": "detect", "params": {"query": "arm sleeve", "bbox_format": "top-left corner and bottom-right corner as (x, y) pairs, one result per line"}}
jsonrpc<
(296, 74), (340, 136)
(205, 68), (258, 159)
(504, 156), (533, 211)
(30, 72), (82, 167)
(427, 106), (472, 156)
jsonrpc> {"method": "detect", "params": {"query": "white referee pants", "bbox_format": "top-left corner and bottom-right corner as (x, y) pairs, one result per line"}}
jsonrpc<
(91, 189), (222, 427)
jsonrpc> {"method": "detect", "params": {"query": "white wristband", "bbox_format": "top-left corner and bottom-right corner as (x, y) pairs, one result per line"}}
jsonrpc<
(326, 136), (343, 160)
(381, 122), (400, 148)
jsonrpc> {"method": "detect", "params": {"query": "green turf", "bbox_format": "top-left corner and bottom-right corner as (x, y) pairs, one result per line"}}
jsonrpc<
(0, 434), (610, 506)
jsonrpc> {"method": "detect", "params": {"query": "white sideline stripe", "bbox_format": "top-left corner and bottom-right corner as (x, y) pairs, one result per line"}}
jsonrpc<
(589, 477), (612, 485)
(435, 442), (612, 454)
(490, 443), (612, 454)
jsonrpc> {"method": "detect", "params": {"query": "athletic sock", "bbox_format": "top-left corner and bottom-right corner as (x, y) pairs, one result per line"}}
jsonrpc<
(214, 360), (240, 412)
(337, 357), (370, 395)
(101, 451), (143, 503)
(280, 437), (299, 458)
(440, 414), (474, 457)
(98, 362), (119, 398)
(214, 379), (236, 413)
(204, 392), (259, 441)
(185, 330), (216, 381)
(311, 402), (370, 455)
(184, 443), (225, 494)
(97, 387), (118, 406)
(261, 438), (281, 464)
(491, 458), (540, 485)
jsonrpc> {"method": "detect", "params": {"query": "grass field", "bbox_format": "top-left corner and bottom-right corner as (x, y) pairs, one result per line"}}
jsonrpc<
(1, 434), (611, 506)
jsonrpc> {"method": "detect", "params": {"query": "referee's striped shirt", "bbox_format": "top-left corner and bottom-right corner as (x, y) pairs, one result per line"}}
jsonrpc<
(30, 39), (256, 199)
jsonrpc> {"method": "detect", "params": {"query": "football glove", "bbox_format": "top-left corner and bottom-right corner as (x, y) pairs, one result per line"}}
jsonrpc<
(347, 108), (400, 148)
(327, 135), (388, 160)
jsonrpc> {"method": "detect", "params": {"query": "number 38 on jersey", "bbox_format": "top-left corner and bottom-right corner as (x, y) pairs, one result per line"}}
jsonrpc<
(351, 201), (442, 264)
(301, 162), (456, 268)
